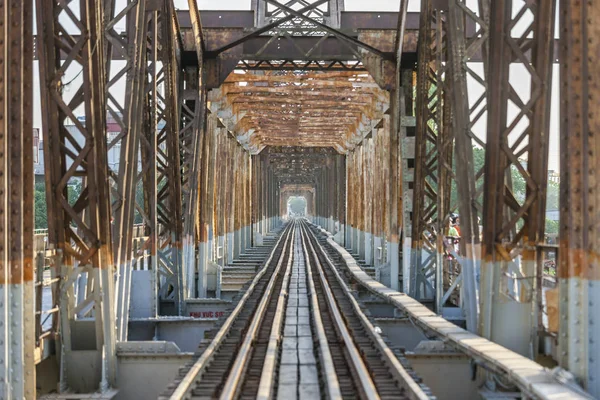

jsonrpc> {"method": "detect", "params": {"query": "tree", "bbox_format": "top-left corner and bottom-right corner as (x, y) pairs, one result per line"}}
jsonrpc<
(34, 179), (82, 230)
(34, 183), (47, 229)
(451, 146), (558, 235)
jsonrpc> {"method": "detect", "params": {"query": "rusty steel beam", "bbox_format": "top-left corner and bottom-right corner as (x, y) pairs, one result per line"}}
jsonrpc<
(558, 0), (600, 395)
(0, 0), (35, 397)
(208, 0), (330, 56)
(150, 1), (185, 314)
(480, 0), (556, 357)
(211, 71), (387, 153)
(445, 0), (490, 332)
(198, 113), (219, 296)
(36, 0), (117, 390)
(106, 0), (151, 342)
(179, 0), (207, 299)
(410, 0), (452, 307)
(180, 65), (206, 299)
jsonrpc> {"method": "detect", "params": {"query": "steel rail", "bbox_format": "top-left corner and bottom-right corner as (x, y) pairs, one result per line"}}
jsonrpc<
(221, 223), (296, 399)
(255, 221), (305, 399)
(167, 223), (294, 400)
(298, 224), (343, 400)
(312, 223), (592, 400)
(299, 221), (381, 400)
(301, 219), (432, 400)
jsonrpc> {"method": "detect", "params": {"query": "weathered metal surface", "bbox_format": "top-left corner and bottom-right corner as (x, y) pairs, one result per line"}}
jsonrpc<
(20, 0), (599, 398)
(36, 0), (117, 391)
(107, 0), (151, 343)
(341, 12), (417, 30)
(0, 0), (35, 397)
(445, 0), (490, 333)
(480, 0), (556, 357)
(558, 0), (600, 395)
(411, 1), (452, 306)
(323, 228), (591, 400)
(211, 71), (388, 153)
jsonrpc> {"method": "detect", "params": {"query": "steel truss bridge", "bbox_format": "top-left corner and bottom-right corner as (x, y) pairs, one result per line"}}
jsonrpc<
(0, 0), (597, 399)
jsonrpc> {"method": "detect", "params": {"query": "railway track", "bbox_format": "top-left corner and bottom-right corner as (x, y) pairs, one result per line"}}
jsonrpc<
(161, 219), (434, 400)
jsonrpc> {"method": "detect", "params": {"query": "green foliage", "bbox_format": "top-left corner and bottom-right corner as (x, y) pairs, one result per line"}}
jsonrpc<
(134, 183), (145, 224)
(34, 179), (82, 230)
(34, 183), (47, 229)
(451, 146), (560, 235)
(545, 218), (559, 234)
(35, 178), (151, 229)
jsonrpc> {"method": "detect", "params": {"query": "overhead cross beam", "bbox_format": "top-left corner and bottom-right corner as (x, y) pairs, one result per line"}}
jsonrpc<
(262, 0), (390, 59)
(209, 0), (330, 56)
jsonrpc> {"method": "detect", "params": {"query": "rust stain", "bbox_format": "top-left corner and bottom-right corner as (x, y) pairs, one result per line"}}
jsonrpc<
(215, 70), (389, 150)
(558, 240), (600, 280)
(0, 258), (34, 284)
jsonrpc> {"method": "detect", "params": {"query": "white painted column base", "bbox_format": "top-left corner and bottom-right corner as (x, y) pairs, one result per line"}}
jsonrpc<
(364, 232), (373, 266)
(373, 236), (383, 268)
(217, 236), (225, 267)
(225, 232), (236, 264)
(197, 242), (208, 298)
(254, 231), (264, 246)
(402, 237), (412, 294)
(389, 241), (400, 291)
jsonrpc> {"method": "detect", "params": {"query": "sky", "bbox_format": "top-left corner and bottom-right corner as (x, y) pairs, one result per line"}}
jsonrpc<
(32, 0), (561, 170)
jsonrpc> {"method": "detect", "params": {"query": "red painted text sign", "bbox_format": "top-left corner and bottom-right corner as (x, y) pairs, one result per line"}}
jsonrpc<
(189, 311), (225, 318)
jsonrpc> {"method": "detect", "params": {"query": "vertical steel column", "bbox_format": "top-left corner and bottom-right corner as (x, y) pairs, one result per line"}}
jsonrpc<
(225, 138), (235, 264)
(180, 0), (206, 298)
(559, 0), (600, 395)
(251, 154), (258, 243)
(327, 157), (335, 233)
(198, 113), (217, 297)
(400, 68), (415, 292)
(337, 156), (346, 243)
(411, 0), (451, 305)
(138, 8), (160, 317)
(357, 145), (365, 258)
(152, 1), (184, 313)
(481, 0), (555, 356)
(446, 0), (490, 332)
(345, 152), (353, 247)
(373, 123), (384, 269)
(180, 65), (206, 299)
(37, 0), (117, 389)
(262, 154), (266, 233)
(106, 0), (150, 342)
(0, 0), (34, 397)
(215, 127), (225, 266)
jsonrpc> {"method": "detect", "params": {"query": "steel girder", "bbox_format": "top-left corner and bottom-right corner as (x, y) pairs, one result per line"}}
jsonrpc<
(413, 0), (557, 351)
(411, 0), (453, 308)
(559, 1), (600, 395)
(181, 0), (207, 299)
(444, 0), (490, 332)
(36, 0), (117, 391)
(180, 66), (206, 299)
(108, 0), (201, 334)
(480, 0), (556, 357)
(0, 0), (35, 397)
(35, 1), (204, 392)
(105, 0), (152, 343)
(150, 2), (184, 313)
